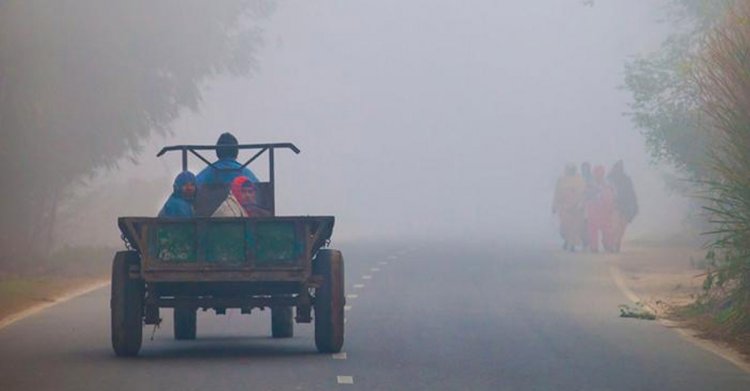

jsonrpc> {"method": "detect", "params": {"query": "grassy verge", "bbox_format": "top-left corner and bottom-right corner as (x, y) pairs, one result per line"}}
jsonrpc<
(670, 299), (750, 359)
(0, 277), (105, 322)
(0, 246), (114, 323)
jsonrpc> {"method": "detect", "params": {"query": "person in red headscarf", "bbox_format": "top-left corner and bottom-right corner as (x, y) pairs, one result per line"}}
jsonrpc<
(212, 177), (247, 217)
(230, 176), (272, 218)
(585, 165), (615, 253)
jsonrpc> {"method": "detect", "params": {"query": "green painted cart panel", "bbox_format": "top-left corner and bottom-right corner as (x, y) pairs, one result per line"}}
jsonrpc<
(205, 222), (246, 263)
(154, 224), (196, 262)
(255, 221), (303, 265)
(121, 216), (334, 269)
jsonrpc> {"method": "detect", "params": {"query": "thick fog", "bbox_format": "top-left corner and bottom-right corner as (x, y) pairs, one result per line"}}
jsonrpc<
(61, 0), (687, 247)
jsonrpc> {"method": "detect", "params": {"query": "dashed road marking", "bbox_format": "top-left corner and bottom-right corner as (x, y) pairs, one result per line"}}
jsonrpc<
(346, 294), (358, 299)
(362, 275), (372, 280)
(353, 284), (365, 289)
(378, 261), (388, 265)
(387, 255), (398, 260)
(332, 352), (347, 360)
(337, 376), (354, 384)
(370, 267), (380, 272)
(344, 305), (352, 311)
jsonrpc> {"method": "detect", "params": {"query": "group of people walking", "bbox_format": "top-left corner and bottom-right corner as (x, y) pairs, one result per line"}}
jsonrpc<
(552, 161), (638, 253)
(158, 132), (271, 218)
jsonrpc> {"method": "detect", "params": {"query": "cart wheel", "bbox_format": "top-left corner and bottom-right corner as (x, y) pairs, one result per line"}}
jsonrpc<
(111, 251), (144, 357)
(271, 306), (294, 338)
(313, 249), (345, 353)
(174, 307), (197, 340)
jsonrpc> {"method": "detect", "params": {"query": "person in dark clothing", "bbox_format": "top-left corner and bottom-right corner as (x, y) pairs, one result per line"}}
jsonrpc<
(581, 162), (592, 184)
(196, 132), (259, 186)
(580, 162), (593, 250)
(607, 160), (638, 252)
(158, 171), (197, 217)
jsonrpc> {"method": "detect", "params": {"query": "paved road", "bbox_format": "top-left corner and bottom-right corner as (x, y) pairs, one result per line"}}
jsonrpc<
(1, 241), (749, 390)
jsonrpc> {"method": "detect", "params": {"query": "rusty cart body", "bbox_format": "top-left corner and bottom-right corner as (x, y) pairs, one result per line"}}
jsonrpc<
(111, 143), (345, 357)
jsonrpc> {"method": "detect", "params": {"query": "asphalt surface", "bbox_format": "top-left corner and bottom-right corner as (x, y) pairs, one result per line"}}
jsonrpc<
(1, 240), (749, 390)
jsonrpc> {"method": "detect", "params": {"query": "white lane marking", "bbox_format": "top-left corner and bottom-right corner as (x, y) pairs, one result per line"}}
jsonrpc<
(370, 267), (380, 272)
(332, 352), (347, 360)
(0, 279), (110, 330)
(378, 261), (388, 265)
(344, 305), (352, 311)
(344, 317), (348, 323)
(337, 376), (354, 384)
(362, 275), (372, 280)
(387, 255), (398, 260)
(346, 294), (359, 299)
(353, 284), (365, 289)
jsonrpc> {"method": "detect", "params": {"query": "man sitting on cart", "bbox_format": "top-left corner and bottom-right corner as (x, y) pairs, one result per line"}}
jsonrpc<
(158, 171), (197, 217)
(196, 132), (259, 185)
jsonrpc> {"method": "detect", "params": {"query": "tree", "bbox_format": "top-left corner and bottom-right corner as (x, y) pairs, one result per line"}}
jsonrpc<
(623, 0), (733, 179)
(0, 1), (273, 269)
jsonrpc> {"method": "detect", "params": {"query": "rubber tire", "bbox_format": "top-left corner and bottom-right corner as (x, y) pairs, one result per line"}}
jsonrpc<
(313, 249), (345, 353)
(173, 307), (197, 340)
(111, 251), (144, 357)
(271, 306), (294, 338)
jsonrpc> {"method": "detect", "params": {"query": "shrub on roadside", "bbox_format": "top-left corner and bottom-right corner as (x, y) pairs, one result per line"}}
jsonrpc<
(692, 0), (750, 334)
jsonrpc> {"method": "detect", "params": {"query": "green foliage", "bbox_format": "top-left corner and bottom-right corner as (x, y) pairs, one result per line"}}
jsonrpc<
(618, 303), (656, 320)
(623, 0), (733, 179)
(692, 1), (750, 333)
(0, 1), (273, 268)
(625, 0), (750, 334)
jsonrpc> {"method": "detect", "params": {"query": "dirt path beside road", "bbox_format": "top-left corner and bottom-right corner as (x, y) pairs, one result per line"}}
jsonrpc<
(0, 277), (108, 329)
(612, 245), (705, 315)
(609, 243), (750, 371)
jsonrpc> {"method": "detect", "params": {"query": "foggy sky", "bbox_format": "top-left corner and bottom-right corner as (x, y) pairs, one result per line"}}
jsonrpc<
(103, 0), (686, 245)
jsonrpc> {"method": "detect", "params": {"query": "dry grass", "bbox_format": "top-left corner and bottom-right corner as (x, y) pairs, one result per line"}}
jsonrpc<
(0, 277), (104, 321)
(690, 0), (750, 336)
(0, 246), (114, 322)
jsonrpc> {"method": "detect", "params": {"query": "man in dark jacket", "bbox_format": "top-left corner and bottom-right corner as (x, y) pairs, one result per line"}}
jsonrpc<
(196, 132), (259, 186)
(607, 160), (638, 252)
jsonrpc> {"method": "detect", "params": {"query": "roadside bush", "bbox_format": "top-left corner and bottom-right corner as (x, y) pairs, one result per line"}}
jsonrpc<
(693, 0), (750, 334)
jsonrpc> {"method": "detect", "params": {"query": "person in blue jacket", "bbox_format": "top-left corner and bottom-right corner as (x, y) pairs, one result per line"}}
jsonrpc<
(158, 171), (197, 217)
(196, 132), (259, 186)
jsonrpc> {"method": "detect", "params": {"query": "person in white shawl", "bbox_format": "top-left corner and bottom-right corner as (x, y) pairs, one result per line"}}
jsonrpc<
(212, 191), (248, 217)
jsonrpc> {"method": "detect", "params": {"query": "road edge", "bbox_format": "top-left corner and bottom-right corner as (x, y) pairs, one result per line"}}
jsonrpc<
(609, 263), (750, 373)
(0, 279), (110, 331)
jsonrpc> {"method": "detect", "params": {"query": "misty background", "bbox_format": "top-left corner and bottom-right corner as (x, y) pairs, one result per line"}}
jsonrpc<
(4, 1), (690, 251)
